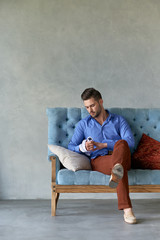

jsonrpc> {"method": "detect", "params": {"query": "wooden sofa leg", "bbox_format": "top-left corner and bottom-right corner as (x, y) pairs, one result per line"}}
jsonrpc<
(51, 191), (60, 216)
(51, 191), (56, 216)
(56, 193), (60, 207)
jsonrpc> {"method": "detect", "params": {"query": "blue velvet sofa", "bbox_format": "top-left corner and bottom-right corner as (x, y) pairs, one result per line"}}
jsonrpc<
(46, 108), (160, 216)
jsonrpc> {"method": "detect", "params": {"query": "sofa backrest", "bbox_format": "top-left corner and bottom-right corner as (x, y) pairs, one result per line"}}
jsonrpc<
(46, 108), (160, 153)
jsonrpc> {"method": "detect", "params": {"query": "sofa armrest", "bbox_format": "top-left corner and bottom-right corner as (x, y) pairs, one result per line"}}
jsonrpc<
(48, 154), (61, 184)
(48, 152), (57, 161)
(51, 156), (56, 183)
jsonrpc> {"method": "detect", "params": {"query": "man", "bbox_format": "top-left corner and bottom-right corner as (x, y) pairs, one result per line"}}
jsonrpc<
(68, 88), (137, 224)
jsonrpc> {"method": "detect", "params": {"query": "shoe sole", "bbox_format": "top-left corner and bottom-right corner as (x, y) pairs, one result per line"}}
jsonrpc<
(109, 164), (124, 188)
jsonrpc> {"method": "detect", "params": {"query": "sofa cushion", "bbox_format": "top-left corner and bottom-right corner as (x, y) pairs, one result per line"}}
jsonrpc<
(57, 169), (160, 185)
(48, 145), (92, 172)
(132, 133), (160, 169)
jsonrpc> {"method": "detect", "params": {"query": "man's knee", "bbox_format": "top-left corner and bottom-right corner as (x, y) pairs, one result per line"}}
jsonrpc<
(113, 140), (131, 169)
(114, 140), (130, 151)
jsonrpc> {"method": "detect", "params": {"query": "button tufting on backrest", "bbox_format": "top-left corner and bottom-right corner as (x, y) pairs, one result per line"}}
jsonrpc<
(46, 107), (160, 157)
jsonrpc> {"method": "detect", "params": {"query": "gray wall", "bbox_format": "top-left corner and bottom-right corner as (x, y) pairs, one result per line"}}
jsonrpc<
(0, 0), (160, 199)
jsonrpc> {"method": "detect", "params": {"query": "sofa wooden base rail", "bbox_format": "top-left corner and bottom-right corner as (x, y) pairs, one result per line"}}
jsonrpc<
(50, 157), (160, 216)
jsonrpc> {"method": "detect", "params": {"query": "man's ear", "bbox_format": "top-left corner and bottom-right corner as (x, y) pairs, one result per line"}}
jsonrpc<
(99, 98), (103, 106)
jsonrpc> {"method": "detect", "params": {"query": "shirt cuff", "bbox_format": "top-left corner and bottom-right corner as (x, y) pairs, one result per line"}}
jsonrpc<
(79, 139), (87, 152)
(79, 140), (91, 156)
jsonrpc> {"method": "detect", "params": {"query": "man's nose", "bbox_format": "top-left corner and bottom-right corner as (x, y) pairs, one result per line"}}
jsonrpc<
(89, 107), (92, 113)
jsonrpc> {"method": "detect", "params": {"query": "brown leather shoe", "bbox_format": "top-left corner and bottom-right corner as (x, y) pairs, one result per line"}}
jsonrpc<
(109, 163), (124, 188)
(124, 212), (137, 224)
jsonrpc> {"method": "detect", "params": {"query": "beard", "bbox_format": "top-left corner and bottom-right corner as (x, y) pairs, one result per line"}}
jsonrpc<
(90, 105), (102, 118)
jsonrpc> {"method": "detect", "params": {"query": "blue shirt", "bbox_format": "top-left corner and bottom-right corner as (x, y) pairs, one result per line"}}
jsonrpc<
(68, 110), (135, 159)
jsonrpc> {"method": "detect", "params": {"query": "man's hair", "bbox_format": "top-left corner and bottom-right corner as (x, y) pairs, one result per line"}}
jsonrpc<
(81, 88), (102, 101)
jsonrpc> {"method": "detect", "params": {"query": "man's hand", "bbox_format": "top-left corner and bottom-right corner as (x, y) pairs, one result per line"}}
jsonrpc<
(93, 141), (107, 150)
(85, 140), (94, 151)
(85, 141), (107, 151)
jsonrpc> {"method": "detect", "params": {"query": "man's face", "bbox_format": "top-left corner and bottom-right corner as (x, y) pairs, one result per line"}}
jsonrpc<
(83, 97), (103, 118)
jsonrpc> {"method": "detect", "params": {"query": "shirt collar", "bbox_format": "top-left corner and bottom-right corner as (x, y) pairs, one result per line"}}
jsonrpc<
(105, 109), (112, 122)
(101, 109), (112, 125)
(89, 109), (113, 125)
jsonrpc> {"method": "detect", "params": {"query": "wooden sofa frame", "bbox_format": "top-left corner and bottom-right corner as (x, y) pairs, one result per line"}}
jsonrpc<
(50, 156), (160, 216)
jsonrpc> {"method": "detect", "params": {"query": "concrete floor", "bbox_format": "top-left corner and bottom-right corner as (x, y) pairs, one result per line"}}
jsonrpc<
(0, 199), (160, 240)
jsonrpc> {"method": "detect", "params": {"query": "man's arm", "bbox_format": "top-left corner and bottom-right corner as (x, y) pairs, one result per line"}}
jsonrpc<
(86, 116), (134, 152)
(119, 116), (135, 150)
(90, 116), (135, 151)
(68, 121), (85, 153)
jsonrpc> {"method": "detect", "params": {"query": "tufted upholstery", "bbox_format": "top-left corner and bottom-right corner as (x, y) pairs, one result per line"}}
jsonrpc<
(46, 108), (160, 185)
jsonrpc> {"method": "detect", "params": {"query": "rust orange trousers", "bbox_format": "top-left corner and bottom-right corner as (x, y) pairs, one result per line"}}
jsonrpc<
(91, 140), (132, 210)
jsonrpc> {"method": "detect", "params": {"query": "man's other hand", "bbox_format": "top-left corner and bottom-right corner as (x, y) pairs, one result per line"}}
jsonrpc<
(85, 141), (107, 151)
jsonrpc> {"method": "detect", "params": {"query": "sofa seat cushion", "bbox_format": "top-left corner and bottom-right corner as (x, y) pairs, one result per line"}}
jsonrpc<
(57, 169), (160, 185)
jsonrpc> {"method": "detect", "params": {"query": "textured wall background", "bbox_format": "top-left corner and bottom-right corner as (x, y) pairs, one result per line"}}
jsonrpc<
(0, 0), (160, 199)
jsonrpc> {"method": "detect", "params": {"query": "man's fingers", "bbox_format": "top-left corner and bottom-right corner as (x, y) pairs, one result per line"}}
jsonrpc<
(92, 141), (98, 146)
(86, 142), (94, 151)
(92, 147), (97, 151)
(86, 141), (100, 151)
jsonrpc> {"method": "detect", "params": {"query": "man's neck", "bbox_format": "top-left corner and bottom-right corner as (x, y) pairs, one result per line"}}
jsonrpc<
(95, 109), (109, 125)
